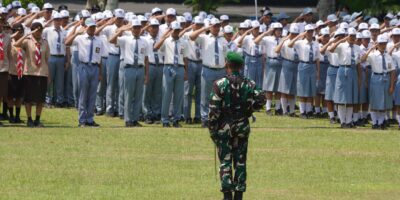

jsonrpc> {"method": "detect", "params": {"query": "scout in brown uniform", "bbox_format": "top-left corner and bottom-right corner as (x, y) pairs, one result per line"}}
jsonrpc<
(7, 23), (25, 124)
(0, 17), (12, 126)
(14, 20), (50, 127)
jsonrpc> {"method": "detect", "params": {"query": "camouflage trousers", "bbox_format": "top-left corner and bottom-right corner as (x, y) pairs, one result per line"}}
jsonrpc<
(212, 132), (249, 192)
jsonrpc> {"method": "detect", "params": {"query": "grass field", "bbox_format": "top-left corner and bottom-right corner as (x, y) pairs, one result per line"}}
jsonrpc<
(1, 107), (400, 200)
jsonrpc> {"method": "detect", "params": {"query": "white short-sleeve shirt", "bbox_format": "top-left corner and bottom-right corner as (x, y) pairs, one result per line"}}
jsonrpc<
(195, 33), (228, 68)
(334, 42), (362, 66)
(160, 37), (189, 66)
(293, 39), (320, 62)
(42, 26), (67, 55)
(261, 36), (281, 58)
(117, 35), (149, 66)
(73, 33), (104, 64)
(367, 50), (395, 73)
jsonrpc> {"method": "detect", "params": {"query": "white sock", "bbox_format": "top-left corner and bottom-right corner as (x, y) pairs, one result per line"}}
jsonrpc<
(315, 107), (321, 113)
(378, 112), (385, 125)
(363, 111), (368, 119)
(299, 102), (306, 114)
(275, 100), (281, 110)
(371, 112), (378, 125)
(289, 99), (296, 114)
(397, 114), (400, 126)
(338, 105), (346, 124)
(328, 112), (335, 118)
(281, 98), (288, 114)
(392, 110), (396, 119)
(306, 103), (312, 113)
(345, 107), (353, 124)
(322, 107), (327, 113)
(386, 112), (390, 120)
(352, 112), (360, 123)
(266, 100), (272, 111)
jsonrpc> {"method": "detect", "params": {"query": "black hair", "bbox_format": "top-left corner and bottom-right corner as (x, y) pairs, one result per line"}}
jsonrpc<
(31, 22), (43, 31)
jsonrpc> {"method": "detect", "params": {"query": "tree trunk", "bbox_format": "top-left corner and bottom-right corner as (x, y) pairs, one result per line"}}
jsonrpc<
(317, 0), (336, 20)
(106, 0), (119, 11)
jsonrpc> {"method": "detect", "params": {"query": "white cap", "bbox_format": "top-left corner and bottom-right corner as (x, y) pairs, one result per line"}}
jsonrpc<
(85, 18), (96, 27)
(183, 12), (192, 22)
(149, 18), (159, 26)
(369, 23), (380, 30)
(207, 14), (215, 19)
(60, 10), (69, 18)
(170, 21), (182, 30)
(103, 10), (113, 19)
(114, 8), (125, 18)
(368, 18), (379, 25)
(151, 7), (162, 14)
(138, 15), (148, 22)
(334, 28), (346, 37)
(320, 27), (330, 35)
(361, 30), (371, 39)
(6, 4), (12, 11)
(251, 20), (260, 28)
(392, 28), (400, 35)
(259, 25), (266, 33)
(27, 3), (36, 10)
(52, 11), (62, 19)
(0, 7), (8, 14)
(198, 11), (207, 19)
(289, 23), (299, 34)
(390, 19), (398, 27)
(95, 12), (104, 20)
(377, 34), (389, 43)
(316, 20), (325, 28)
(194, 16), (204, 24)
(356, 32), (363, 39)
(32, 19), (44, 27)
(17, 7), (26, 16)
(43, 3), (53, 9)
(349, 21), (358, 28)
(398, 12), (400, 17)
(131, 19), (141, 27)
(385, 13), (394, 19)
(224, 25), (233, 33)
(30, 6), (40, 13)
(327, 14), (338, 22)
(210, 18), (220, 25)
(166, 8), (176, 16)
(244, 19), (251, 27)
(348, 27), (357, 35)
(220, 15), (229, 21)
(339, 22), (349, 30)
(74, 14), (80, 21)
(304, 24), (315, 31)
(81, 10), (91, 18)
(358, 22), (368, 30)
(271, 22), (283, 29)
(12, 1), (21, 8)
(239, 22), (248, 29)
(176, 16), (186, 23)
(203, 18), (210, 28)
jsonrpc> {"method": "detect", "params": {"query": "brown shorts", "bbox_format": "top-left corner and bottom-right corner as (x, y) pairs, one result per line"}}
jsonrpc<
(24, 75), (47, 104)
(0, 72), (8, 99)
(8, 74), (24, 99)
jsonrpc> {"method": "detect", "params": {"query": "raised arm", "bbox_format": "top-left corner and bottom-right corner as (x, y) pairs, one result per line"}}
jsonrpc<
(109, 24), (132, 44)
(254, 28), (274, 45)
(154, 29), (172, 50)
(274, 35), (290, 54)
(189, 26), (209, 41)
(94, 17), (115, 36)
(389, 42), (400, 55)
(360, 44), (378, 63)
(65, 26), (86, 46)
(288, 32), (305, 48)
(237, 27), (255, 47)
(328, 36), (348, 53)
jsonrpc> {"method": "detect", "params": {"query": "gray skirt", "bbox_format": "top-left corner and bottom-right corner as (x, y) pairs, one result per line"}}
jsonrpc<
(359, 68), (368, 104)
(296, 62), (316, 97)
(333, 66), (358, 104)
(245, 55), (263, 87)
(369, 73), (393, 110)
(324, 65), (338, 101)
(316, 62), (329, 95)
(263, 58), (282, 92)
(278, 59), (298, 95)
(393, 73), (400, 106)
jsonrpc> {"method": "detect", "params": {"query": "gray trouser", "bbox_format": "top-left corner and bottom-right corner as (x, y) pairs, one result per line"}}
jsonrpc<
(124, 65), (144, 122)
(64, 61), (73, 105)
(200, 66), (226, 122)
(95, 57), (108, 112)
(78, 63), (99, 124)
(184, 60), (202, 120)
(143, 64), (163, 119)
(118, 61), (125, 116)
(105, 54), (120, 115)
(161, 65), (185, 124)
(72, 51), (80, 108)
(46, 55), (66, 104)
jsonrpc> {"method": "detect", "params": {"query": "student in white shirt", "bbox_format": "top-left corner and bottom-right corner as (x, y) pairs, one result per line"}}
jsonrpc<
(315, 27), (330, 117)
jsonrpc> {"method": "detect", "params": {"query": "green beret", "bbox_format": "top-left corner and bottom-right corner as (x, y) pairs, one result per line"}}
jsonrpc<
(226, 51), (244, 65)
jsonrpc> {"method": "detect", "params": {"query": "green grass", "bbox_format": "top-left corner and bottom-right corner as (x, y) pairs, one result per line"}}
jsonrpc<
(1, 108), (400, 199)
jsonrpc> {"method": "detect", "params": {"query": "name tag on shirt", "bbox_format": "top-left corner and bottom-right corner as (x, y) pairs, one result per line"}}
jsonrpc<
(140, 48), (145, 54)
(95, 47), (100, 54)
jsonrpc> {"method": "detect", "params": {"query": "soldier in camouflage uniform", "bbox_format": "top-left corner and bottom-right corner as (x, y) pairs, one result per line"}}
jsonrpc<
(208, 51), (266, 200)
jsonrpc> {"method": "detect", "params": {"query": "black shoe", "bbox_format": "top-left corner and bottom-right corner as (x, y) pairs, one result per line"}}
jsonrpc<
(145, 118), (154, 124)
(300, 113), (308, 119)
(9, 117), (16, 123)
(125, 121), (134, 127)
(348, 123), (355, 128)
(119, 115), (124, 120)
(192, 118), (201, 124)
(55, 103), (64, 108)
(330, 118), (336, 124)
(355, 119), (365, 127)
(389, 119), (397, 124)
(380, 124), (386, 130)
(306, 111), (314, 118)
(113, 112), (119, 118)
(179, 116), (185, 122)
(275, 108), (283, 116)
(384, 120), (390, 128)
(372, 124), (380, 129)
(162, 123), (170, 127)
(14, 117), (23, 123)
(251, 114), (256, 122)
(265, 110), (273, 116)
(78, 123), (86, 127)
(133, 121), (142, 127)
(321, 112), (329, 118)
(314, 112), (322, 118)
(0, 121), (3, 127)
(27, 119), (35, 127)
(87, 121), (100, 127)
(234, 191), (243, 200)
(341, 123), (349, 128)
(185, 118), (192, 124)
(201, 121), (208, 128)
(95, 110), (104, 116)
(223, 192), (233, 200)
(288, 113), (297, 117)
(34, 120), (44, 127)
(363, 118), (369, 124)
(173, 121), (182, 128)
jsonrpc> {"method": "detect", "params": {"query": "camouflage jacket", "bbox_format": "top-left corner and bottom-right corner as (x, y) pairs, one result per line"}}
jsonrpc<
(208, 71), (266, 138)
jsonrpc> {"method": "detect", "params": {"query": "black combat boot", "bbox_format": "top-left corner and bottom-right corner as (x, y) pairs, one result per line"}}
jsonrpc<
(234, 191), (243, 200)
(223, 192), (233, 200)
